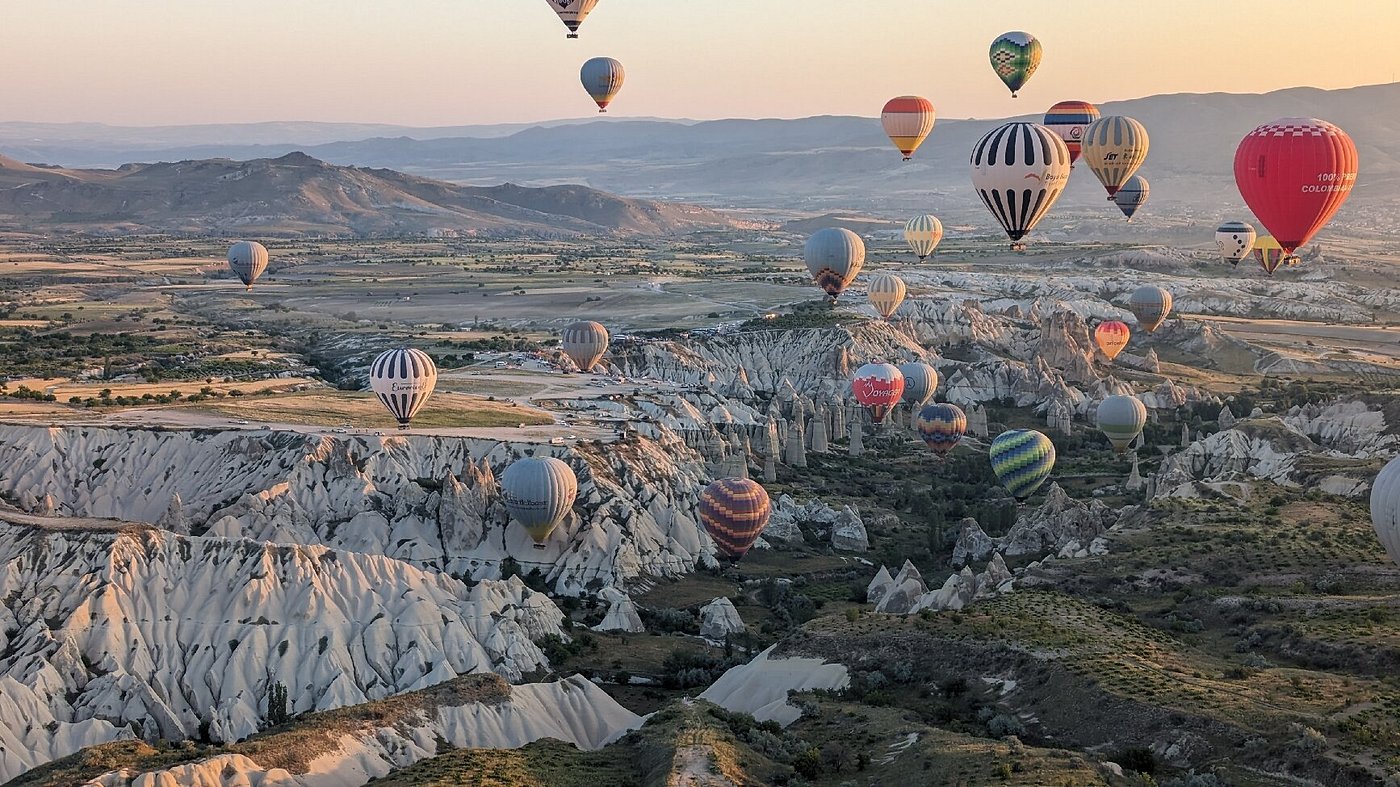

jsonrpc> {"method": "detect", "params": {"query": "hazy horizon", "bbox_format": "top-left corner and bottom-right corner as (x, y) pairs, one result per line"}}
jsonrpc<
(4, 0), (1396, 126)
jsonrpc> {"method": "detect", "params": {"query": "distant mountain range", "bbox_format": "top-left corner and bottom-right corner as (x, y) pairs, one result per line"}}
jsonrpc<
(0, 152), (745, 237)
(2, 84), (1397, 220)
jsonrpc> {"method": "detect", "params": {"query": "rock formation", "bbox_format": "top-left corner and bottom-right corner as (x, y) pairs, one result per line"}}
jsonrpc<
(0, 522), (567, 781)
(593, 587), (645, 633)
(699, 597), (746, 642)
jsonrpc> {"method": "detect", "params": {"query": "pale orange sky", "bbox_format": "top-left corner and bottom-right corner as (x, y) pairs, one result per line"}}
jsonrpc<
(2, 0), (1395, 126)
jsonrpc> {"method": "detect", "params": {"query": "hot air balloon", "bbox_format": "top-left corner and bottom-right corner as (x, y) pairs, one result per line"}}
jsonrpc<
(1042, 100), (1100, 165)
(989, 32), (1042, 98)
(804, 228), (865, 302)
(544, 0), (599, 38)
(990, 429), (1055, 499)
(227, 241), (269, 291)
(898, 362), (938, 408)
(852, 362), (904, 425)
(1215, 221), (1257, 266)
(1095, 321), (1131, 361)
(1234, 117), (1358, 256)
(1128, 285), (1172, 333)
(1082, 116), (1149, 199)
(1252, 235), (1286, 275)
(1097, 394), (1147, 454)
(562, 320), (609, 372)
(916, 402), (966, 458)
(868, 273), (907, 320)
(580, 57), (624, 112)
(970, 122), (1071, 250)
(1113, 175), (1150, 221)
(502, 456), (578, 548)
(370, 348), (438, 429)
(881, 96), (936, 160)
(904, 215), (944, 260)
(698, 477), (772, 560)
(1368, 456), (1400, 567)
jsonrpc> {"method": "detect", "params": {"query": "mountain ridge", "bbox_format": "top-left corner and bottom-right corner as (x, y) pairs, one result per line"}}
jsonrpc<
(0, 151), (746, 237)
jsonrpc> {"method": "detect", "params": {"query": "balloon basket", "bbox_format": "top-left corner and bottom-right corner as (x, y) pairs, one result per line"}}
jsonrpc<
(533, 543), (547, 551)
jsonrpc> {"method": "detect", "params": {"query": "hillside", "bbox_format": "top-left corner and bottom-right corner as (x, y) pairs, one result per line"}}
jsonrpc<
(4, 83), (1397, 218)
(0, 152), (746, 237)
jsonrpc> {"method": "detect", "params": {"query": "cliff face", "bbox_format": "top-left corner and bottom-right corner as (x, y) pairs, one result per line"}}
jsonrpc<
(0, 425), (711, 591)
(0, 523), (568, 782)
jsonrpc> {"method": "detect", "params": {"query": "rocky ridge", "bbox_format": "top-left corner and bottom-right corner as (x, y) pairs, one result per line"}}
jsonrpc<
(0, 522), (566, 782)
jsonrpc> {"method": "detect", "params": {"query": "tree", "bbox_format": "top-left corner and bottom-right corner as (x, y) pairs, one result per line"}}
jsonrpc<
(267, 681), (291, 726)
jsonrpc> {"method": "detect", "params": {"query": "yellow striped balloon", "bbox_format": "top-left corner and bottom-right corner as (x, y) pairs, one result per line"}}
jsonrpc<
(1082, 116), (1149, 200)
(904, 215), (944, 260)
(1253, 235), (1287, 275)
(868, 273), (907, 320)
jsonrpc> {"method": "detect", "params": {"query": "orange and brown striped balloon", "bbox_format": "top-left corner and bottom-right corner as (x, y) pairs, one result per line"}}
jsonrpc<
(698, 478), (772, 560)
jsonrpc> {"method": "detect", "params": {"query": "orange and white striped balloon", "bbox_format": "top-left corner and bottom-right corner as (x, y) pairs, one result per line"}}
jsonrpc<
(1094, 321), (1131, 361)
(881, 96), (936, 160)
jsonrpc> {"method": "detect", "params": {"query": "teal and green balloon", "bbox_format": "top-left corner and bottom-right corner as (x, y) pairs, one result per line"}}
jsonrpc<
(989, 429), (1055, 498)
(989, 32), (1042, 98)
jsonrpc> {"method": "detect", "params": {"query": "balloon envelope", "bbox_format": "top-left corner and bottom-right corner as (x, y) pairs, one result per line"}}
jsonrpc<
(804, 228), (866, 300)
(868, 273), (907, 320)
(898, 362), (938, 407)
(544, 0), (600, 37)
(916, 403), (966, 457)
(990, 429), (1056, 498)
(989, 32), (1042, 97)
(1253, 235), (1286, 275)
(1082, 116), (1149, 199)
(502, 456), (578, 545)
(227, 241), (269, 290)
(881, 96), (936, 160)
(852, 363), (904, 424)
(562, 321), (609, 372)
(904, 214), (944, 259)
(1368, 456), (1400, 567)
(1095, 321), (1131, 361)
(1215, 220), (1257, 265)
(970, 122), (1071, 247)
(699, 477), (772, 560)
(370, 348), (438, 429)
(1234, 117), (1358, 255)
(580, 57), (624, 112)
(1043, 100), (1099, 164)
(1128, 285), (1173, 333)
(1097, 394), (1148, 454)
(1113, 175), (1150, 221)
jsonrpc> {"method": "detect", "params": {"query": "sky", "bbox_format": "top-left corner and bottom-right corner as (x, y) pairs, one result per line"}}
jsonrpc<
(3, 0), (1397, 127)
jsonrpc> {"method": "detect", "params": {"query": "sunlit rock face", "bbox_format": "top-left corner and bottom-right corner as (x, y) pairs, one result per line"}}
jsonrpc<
(0, 523), (569, 781)
(0, 424), (713, 593)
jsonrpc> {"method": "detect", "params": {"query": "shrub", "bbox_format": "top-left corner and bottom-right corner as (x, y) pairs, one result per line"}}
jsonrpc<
(1113, 747), (1157, 775)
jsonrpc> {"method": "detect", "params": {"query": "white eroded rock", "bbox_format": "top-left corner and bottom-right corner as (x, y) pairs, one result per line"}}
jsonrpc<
(699, 597), (746, 642)
(699, 645), (849, 727)
(0, 522), (566, 781)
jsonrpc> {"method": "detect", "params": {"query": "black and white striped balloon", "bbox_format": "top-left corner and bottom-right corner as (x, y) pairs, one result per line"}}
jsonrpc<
(970, 122), (1071, 248)
(369, 348), (438, 429)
